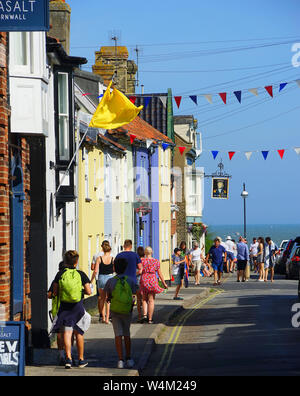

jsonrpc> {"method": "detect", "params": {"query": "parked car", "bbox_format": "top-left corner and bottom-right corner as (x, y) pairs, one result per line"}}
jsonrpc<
(275, 240), (289, 265)
(276, 237), (300, 275)
(286, 245), (300, 279)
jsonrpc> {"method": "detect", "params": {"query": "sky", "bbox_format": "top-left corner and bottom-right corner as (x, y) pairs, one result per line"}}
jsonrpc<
(68, 0), (300, 226)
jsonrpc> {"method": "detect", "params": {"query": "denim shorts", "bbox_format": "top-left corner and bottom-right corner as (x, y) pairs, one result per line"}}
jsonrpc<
(212, 262), (224, 273)
(97, 274), (114, 290)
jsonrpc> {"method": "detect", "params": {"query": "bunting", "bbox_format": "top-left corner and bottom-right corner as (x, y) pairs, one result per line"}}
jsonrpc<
(219, 93), (227, 104)
(160, 96), (168, 107)
(212, 151), (219, 160)
(174, 96), (182, 109)
(228, 151), (235, 160)
(279, 83), (288, 92)
(146, 139), (153, 149)
(190, 95), (198, 105)
(129, 96), (137, 105)
(262, 151), (269, 160)
(162, 143), (169, 151)
(278, 149), (285, 159)
(130, 134), (137, 144)
(264, 86), (273, 98)
(295, 147), (300, 155)
(144, 97), (151, 109)
(234, 91), (242, 103)
(245, 152), (253, 161)
(249, 88), (259, 96)
(179, 147), (186, 155)
(204, 94), (213, 104)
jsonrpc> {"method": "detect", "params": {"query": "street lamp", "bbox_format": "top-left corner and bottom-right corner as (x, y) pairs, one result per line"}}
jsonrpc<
(241, 183), (249, 239)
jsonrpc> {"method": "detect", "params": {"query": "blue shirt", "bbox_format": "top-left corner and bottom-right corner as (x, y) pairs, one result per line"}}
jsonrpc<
(237, 242), (250, 261)
(208, 245), (226, 265)
(115, 251), (141, 284)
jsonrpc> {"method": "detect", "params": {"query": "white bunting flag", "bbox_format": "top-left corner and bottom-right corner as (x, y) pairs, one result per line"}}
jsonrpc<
(160, 96), (168, 107)
(249, 88), (259, 96)
(245, 151), (253, 160)
(195, 149), (202, 157)
(146, 139), (153, 149)
(294, 147), (300, 155)
(296, 80), (300, 88)
(204, 94), (213, 104)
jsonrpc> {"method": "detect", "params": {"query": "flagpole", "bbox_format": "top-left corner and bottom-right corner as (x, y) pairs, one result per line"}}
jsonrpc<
(55, 126), (90, 197)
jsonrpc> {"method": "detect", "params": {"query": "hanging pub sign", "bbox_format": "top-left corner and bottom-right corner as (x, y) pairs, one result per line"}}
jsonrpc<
(211, 177), (229, 200)
(0, 322), (25, 376)
(0, 0), (49, 31)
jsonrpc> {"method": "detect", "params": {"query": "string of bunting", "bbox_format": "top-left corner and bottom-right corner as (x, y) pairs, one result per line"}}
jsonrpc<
(128, 135), (192, 157)
(78, 79), (300, 110)
(207, 147), (300, 161)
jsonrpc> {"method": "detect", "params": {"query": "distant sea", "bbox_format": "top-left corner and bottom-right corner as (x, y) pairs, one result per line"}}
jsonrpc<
(208, 224), (300, 246)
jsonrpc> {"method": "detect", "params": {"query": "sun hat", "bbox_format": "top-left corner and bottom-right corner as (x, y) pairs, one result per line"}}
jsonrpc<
(226, 236), (232, 240)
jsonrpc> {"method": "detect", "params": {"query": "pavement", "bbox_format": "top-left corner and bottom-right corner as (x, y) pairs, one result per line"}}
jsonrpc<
(25, 275), (218, 376)
(142, 273), (300, 376)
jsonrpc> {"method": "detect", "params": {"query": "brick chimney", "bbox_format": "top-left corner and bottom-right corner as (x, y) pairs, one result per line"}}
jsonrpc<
(48, 0), (71, 54)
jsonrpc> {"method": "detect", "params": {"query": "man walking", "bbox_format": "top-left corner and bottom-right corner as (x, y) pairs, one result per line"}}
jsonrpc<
(206, 238), (227, 286)
(237, 237), (250, 282)
(115, 240), (142, 285)
(264, 237), (279, 283)
(225, 236), (235, 273)
(250, 237), (259, 272)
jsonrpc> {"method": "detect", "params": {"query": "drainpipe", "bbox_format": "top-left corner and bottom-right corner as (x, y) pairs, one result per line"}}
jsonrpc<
(148, 147), (153, 248)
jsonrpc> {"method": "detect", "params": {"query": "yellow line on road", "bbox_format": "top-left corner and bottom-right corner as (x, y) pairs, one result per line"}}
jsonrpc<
(154, 290), (222, 376)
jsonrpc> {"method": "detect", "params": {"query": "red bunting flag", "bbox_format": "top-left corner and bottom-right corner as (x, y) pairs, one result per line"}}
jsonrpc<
(219, 93), (227, 104)
(179, 147), (186, 155)
(265, 86), (273, 98)
(278, 149), (285, 159)
(129, 96), (137, 104)
(228, 151), (235, 160)
(130, 134), (137, 144)
(174, 96), (182, 108)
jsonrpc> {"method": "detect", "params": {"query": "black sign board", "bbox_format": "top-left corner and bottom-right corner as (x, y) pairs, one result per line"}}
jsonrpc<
(0, 0), (49, 31)
(0, 322), (25, 376)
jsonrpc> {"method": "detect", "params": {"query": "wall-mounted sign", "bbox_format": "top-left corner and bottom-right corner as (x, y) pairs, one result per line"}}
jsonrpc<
(211, 177), (229, 200)
(0, 322), (25, 376)
(0, 0), (49, 31)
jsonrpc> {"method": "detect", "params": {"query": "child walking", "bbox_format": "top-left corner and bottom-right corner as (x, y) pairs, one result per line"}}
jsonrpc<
(172, 248), (186, 300)
(104, 257), (136, 369)
(51, 250), (92, 369)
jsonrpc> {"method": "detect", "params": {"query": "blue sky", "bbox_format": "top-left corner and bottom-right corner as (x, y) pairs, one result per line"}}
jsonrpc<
(68, 0), (300, 225)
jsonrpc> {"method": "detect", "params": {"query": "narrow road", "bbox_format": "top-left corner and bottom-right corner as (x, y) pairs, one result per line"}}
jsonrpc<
(142, 275), (300, 376)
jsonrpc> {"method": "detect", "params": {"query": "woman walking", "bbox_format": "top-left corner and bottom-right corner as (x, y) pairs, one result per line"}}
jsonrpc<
(190, 243), (205, 285)
(257, 237), (265, 282)
(140, 247), (168, 324)
(91, 242), (114, 324)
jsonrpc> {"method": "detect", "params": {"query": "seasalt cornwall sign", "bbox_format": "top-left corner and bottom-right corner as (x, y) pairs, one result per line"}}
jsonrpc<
(0, 0), (49, 31)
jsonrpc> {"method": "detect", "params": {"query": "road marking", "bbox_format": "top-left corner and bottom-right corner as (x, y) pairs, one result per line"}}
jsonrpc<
(154, 290), (223, 376)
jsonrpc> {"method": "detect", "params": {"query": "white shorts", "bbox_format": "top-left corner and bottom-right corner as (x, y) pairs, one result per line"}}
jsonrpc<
(193, 261), (202, 271)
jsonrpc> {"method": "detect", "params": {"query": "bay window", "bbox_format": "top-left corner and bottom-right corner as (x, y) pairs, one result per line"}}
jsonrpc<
(58, 72), (70, 161)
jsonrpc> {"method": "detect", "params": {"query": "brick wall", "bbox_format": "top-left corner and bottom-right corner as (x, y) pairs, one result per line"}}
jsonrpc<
(0, 32), (31, 329)
(0, 32), (10, 321)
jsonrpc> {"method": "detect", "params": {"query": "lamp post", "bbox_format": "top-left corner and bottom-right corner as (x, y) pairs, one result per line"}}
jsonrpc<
(241, 183), (249, 239)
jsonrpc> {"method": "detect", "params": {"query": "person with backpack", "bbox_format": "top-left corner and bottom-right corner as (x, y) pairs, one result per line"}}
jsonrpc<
(48, 261), (66, 366)
(51, 251), (92, 369)
(104, 257), (137, 369)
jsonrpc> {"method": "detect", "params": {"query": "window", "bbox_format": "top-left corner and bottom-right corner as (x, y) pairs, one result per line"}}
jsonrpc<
(164, 149), (169, 186)
(58, 72), (70, 161)
(94, 159), (97, 190)
(105, 154), (111, 199)
(165, 220), (169, 260)
(84, 148), (90, 200)
(11, 32), (32, 73)
(161, 221), (165, 260)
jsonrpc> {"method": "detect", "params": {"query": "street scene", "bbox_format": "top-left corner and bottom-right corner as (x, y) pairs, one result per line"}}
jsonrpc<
(0, 0), (300, 379)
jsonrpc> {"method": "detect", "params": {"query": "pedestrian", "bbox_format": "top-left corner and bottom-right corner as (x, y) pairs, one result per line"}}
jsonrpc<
(91, 241), (114, 324)
(190, 242), (205, 285)
(179, 241), (190, 288)
(104, 257), (137, 369)
(139, 247), (168, 323)
(115, 240), (142, 286)
(91, 240), (109, 322)
(48, 261), (66, 366)
(51, 250), (92, 369)
(172, 248), (186, 300)
(236, 237), (250, 282)
(264, 237), (279, 283)
(206, 238), (227, 286)
(225, 236), (235, 273)
(250, 237), (259, 272)
(257, 237), (265, 282)
(136, 246), (145, 323)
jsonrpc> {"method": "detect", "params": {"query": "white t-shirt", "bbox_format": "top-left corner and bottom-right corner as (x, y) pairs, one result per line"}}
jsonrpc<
(225, 240), (235, 254)
(190, 248), (202, 262)
(92, 251), (104, 280)
(250, 242), (259, 256)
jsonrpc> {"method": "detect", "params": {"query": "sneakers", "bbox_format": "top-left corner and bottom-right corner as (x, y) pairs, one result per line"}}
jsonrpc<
(117, 360), (125, 369)
(173, 297), (184, 300)
(65, 358), (72, 369)
(78, 359), (88, 368)
(126, 359), (135, 369)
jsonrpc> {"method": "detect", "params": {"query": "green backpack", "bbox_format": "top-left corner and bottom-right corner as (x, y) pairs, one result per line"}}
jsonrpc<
(111, 276), (133, 315)
(59, 268), (82, 303)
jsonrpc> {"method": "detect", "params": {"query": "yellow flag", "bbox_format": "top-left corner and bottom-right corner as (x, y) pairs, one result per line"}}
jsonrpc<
(89, 81), (143, 129)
